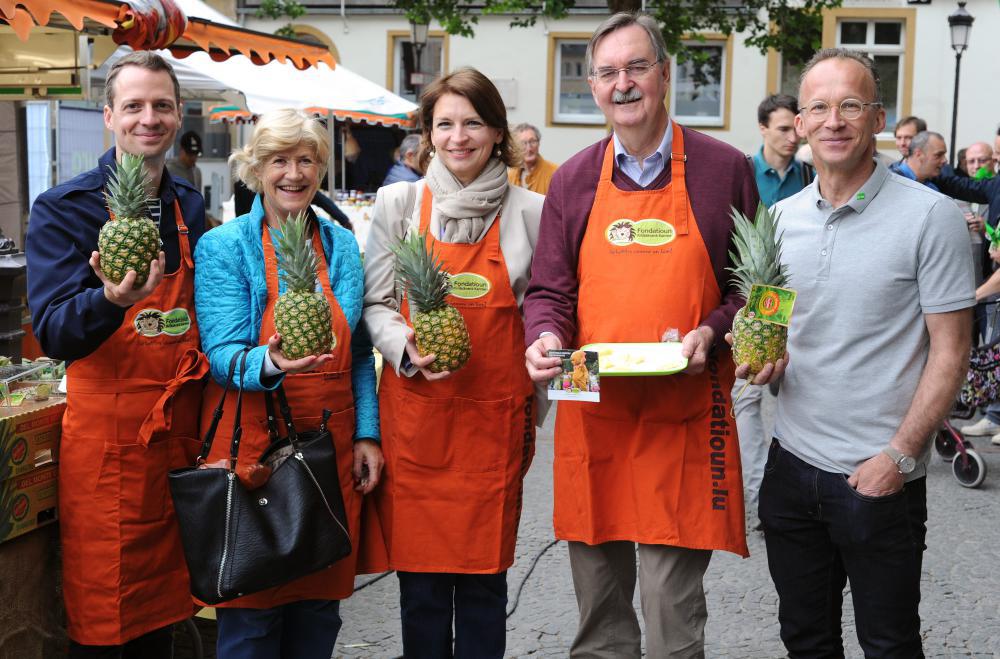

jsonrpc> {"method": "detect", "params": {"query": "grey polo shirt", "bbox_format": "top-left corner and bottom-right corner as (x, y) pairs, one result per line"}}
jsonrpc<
(773, 161), (975, 479)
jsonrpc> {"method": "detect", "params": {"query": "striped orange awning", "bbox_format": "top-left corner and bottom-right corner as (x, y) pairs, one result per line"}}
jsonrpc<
(0, 0), (335, 70)
(208, 104), (417, 129)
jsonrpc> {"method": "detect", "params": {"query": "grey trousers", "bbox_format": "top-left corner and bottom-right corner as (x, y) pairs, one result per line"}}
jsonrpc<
(567, 541), (712, 658)
(733, 378), (768, 509)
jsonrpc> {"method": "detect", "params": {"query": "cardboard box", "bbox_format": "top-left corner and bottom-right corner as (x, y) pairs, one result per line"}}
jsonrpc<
(0, 397), (64, 480)
(0, 463), (57, 544)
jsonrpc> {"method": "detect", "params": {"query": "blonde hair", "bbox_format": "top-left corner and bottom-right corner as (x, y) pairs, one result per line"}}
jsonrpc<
(230, 109), (330, 193)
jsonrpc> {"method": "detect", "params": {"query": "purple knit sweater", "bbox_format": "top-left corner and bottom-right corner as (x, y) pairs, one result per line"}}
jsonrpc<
(523, 128), (760, 347)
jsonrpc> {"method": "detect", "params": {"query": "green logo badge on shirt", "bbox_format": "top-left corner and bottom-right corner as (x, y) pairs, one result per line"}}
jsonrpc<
(856, 192), (866, 200)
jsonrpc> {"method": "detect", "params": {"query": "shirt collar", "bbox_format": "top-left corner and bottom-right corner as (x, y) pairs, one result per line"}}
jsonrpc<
(753, 145), (799, 177)
(811, 159), (888, 214)
(613, 119), (673, 168)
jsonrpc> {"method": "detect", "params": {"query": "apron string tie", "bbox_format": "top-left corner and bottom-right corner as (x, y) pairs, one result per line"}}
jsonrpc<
(137, 349), (209, 446)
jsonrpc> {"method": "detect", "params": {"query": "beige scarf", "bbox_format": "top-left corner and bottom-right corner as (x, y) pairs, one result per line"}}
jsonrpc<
(424, 153), (508, 243)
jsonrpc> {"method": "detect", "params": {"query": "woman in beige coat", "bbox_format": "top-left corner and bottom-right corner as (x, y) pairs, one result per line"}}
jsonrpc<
(362, 67), (544, 658)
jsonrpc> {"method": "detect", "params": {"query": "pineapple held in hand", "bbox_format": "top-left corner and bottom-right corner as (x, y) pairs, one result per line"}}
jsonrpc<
(392, 232), (471, 373)
(274, 212), (334, 359)
(99, 153), (160, 287)
(728, 203), (790, 377)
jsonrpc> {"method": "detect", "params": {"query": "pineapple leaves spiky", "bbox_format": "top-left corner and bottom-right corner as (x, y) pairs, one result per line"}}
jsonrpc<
(391, 231), (471, 373)
(273, 211), (334, 359)
(727, 202), (791, 377)
(98, 153), (161, 287)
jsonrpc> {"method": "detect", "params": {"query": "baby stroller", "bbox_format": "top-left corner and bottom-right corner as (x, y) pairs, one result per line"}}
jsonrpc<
(936, 301), (999, 488)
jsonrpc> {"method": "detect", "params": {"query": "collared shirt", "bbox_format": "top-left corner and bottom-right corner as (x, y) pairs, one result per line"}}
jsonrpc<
(613, 119), (673, 188)
(772, 160), (974, 480)
(889, 159), (940, 191)
(752, 146), (807, 207)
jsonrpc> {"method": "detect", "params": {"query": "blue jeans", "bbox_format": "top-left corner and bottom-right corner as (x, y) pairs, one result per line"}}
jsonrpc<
(397, 571), (507, 658)
(215, 600), (342, 659)
(759, 440), (927, 658)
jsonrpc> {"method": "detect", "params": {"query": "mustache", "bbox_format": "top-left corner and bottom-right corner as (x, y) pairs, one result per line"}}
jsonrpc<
(612, 88), (643, 104)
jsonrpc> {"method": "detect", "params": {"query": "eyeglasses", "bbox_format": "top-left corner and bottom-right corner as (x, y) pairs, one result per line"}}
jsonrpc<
(519, 139), (539, 147)
(590, 59), (662, 85)
(798, 99), (883, 120)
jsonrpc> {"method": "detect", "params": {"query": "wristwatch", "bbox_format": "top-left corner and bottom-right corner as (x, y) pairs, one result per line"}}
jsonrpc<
(882, 446), (917, 475)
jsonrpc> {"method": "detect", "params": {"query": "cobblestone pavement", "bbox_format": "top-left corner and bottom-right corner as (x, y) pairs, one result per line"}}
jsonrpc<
(336, 399), (1000, 657)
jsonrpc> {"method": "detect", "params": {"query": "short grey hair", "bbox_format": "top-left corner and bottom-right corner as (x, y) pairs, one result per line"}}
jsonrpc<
(512, 123), (541, 141)
(586, 12), (668, 76)
(399, 133), (421, 157)
(799, 48), (881, 104)
(909, 131), (945, 155)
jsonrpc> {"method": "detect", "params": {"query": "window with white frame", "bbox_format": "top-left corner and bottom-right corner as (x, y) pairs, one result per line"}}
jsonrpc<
(836, 19), (903, 134)
(671, 42), (726, 127)
(392, 36), (445, 103)
(552, 39), (602, 125)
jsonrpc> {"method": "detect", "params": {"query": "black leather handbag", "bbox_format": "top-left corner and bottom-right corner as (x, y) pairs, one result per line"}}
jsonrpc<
(168, 349), (352, 605)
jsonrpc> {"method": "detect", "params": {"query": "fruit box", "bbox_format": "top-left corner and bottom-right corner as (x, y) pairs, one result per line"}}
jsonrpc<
(0, 464), (58, 545)
(0, 398), (64, 480)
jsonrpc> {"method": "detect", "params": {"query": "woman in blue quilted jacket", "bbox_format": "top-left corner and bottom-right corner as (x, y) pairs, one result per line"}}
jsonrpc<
(193, 108), (382, 659)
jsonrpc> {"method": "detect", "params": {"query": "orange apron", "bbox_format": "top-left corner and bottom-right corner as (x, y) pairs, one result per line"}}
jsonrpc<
(370, 186), (536, 573)
(554, 124), (747, 557)
(61, 201), (209, 645)
(197, 221), (361, 607)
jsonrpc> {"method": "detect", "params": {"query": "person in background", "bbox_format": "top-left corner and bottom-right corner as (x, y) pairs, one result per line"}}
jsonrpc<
(737, 93), (812, 531)
(758, 48), (973, 656)
(363, 67), (543, 658)
(751, 94), (811, 206)
(524, 13), (758, 656)
(890, 130), (948, 189)
(956, 148), (969, 177)
(166, 130), (203, 193)
(26, 50), (206, 658)
(382, 133), (423, 186)
(893, 115), (927, 160)
(507, 122), (559, 195)
(952, 142), (994, 287)
(194, 108), (382, 658)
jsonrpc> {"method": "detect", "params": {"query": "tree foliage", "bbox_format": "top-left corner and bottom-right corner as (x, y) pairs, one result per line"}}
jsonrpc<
(391, 0), (837, 68)
(256, 0), (307, 38)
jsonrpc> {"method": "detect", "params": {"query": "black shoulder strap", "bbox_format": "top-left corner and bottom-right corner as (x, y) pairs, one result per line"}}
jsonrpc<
(196, 349), (244, 464)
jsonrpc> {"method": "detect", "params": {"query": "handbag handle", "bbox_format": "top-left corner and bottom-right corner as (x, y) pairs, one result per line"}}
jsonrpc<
(195, 348), (248, 465)
(227, 348), (251, 471)
(263, 383), (333, 446)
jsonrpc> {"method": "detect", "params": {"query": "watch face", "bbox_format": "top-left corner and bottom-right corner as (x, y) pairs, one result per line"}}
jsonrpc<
(899, 456), (917, 474)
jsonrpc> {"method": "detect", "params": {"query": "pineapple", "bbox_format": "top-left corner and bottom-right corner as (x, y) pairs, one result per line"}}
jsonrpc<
(99, 153), (161, 287)
(273, 212), (334, 359)
(392, 232), (471, 373)
(727, 202), (790, 377)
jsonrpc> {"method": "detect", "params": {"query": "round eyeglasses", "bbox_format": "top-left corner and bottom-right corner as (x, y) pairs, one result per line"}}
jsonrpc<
(798, 99), (883, 120)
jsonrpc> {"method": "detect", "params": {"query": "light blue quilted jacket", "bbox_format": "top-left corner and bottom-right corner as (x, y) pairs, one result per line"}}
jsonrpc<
(193, 195), (379, 441)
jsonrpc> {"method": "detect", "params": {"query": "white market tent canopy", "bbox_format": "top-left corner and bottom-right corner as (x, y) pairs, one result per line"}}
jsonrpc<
(97, 0), (417, 128)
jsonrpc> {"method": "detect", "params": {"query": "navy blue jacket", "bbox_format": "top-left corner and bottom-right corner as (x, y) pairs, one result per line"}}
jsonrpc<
(26, 148), (206, 361)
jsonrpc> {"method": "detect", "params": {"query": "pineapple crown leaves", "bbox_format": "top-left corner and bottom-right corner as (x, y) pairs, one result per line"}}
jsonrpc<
(727, 202), (790, 299)
(390, 231), (452, 312)
(273, 211), (321, 294)
(104, 152), (153, 221)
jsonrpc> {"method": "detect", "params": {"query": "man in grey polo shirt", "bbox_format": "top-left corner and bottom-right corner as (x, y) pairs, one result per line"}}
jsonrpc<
(754, 48), (974, 656)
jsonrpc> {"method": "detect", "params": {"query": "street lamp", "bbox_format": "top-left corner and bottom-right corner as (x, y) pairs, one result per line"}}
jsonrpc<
(409, 19), (430, 100)
(948, 1), (974, 168)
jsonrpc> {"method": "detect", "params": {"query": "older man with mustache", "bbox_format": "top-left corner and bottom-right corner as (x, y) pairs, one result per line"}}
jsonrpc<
(523, 12), (758, 657)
